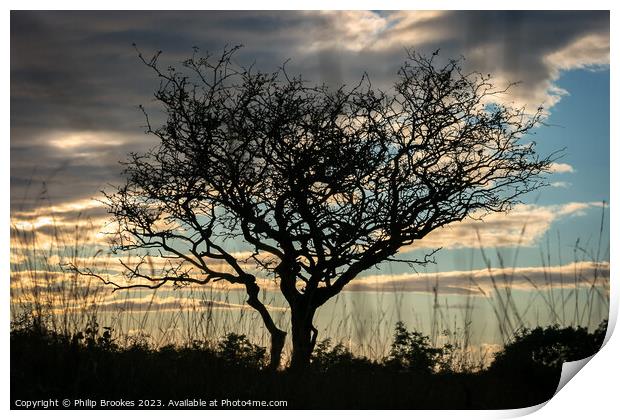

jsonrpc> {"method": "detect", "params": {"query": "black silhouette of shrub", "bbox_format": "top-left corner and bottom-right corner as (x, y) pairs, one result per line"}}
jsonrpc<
(383, 321), (455, 373)
(71, 318), (116, 351)
(310, 339), (376, 372)
(489, 321), (607, 372)
(216, 333), (267, 369)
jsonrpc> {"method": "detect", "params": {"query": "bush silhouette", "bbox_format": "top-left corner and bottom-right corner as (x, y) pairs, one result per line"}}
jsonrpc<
(311, 339), (376, 372)
(384, 321), (454, 373)
(489, 321), (607, 372)
(216, 333), (267, 369)
(72, 318), (116, 351)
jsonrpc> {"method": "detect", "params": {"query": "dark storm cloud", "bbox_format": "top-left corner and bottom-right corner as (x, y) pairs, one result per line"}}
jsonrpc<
(388, 11), (609, 101)
(11, 10), (609, 211)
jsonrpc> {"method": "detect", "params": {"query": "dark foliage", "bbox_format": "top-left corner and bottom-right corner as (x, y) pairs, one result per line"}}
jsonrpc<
(490, 321), (607, 372)
(216, 333), (267, 369)
(310, 339), (377, 373)
(383, 321), (454, 373)
(11, 318), (606, 409)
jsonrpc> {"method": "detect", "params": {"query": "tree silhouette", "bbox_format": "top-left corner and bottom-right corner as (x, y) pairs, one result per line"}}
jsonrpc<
(94, 46), (553, 369)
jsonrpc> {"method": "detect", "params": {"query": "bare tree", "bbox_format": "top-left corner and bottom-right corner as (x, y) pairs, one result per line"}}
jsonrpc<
(89, 46), (553, 369)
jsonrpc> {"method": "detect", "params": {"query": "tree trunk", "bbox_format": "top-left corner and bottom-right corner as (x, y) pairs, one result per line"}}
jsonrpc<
(244, 280), (287, 370)
(289, 304), (318, 370)
(269, 329), (286, 370)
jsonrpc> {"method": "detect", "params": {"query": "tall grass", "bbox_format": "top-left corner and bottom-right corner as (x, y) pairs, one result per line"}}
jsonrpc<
(10, 195), (609, 370)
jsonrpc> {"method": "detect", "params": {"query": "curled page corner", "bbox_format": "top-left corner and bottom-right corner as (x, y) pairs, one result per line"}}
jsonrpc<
(502, 401), (549, 418)
(602, 307), (617, 347)
(554, 355), (594, 396)
(510, 354), (600, 418)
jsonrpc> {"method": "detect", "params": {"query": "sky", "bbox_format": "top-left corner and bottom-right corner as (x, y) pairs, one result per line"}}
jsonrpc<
(10, 11), (610, 350)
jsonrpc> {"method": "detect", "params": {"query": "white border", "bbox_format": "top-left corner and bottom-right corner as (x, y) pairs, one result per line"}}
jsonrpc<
(4, 1), (617, 418)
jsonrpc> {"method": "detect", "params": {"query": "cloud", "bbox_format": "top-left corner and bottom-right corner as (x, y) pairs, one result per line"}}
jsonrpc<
(47, 131), (128, 157)
(549, 162), (575, 173)
(545, 33), (610, 72)
(299, 10), (388, 52)
(388, 11), (609, 109)
(92, 295), (254, 313)
(550, 181), (571, 189)
(10, 129), (151, 211)
(346, 260), (609, 295)
(12, 258), (608, 311)
(11, 198), (603, 282)
(406, 202), (601, 251)
(294, 10), (609, 109)
(10, 11), (608, 212)
(10, 270), (287, 313)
